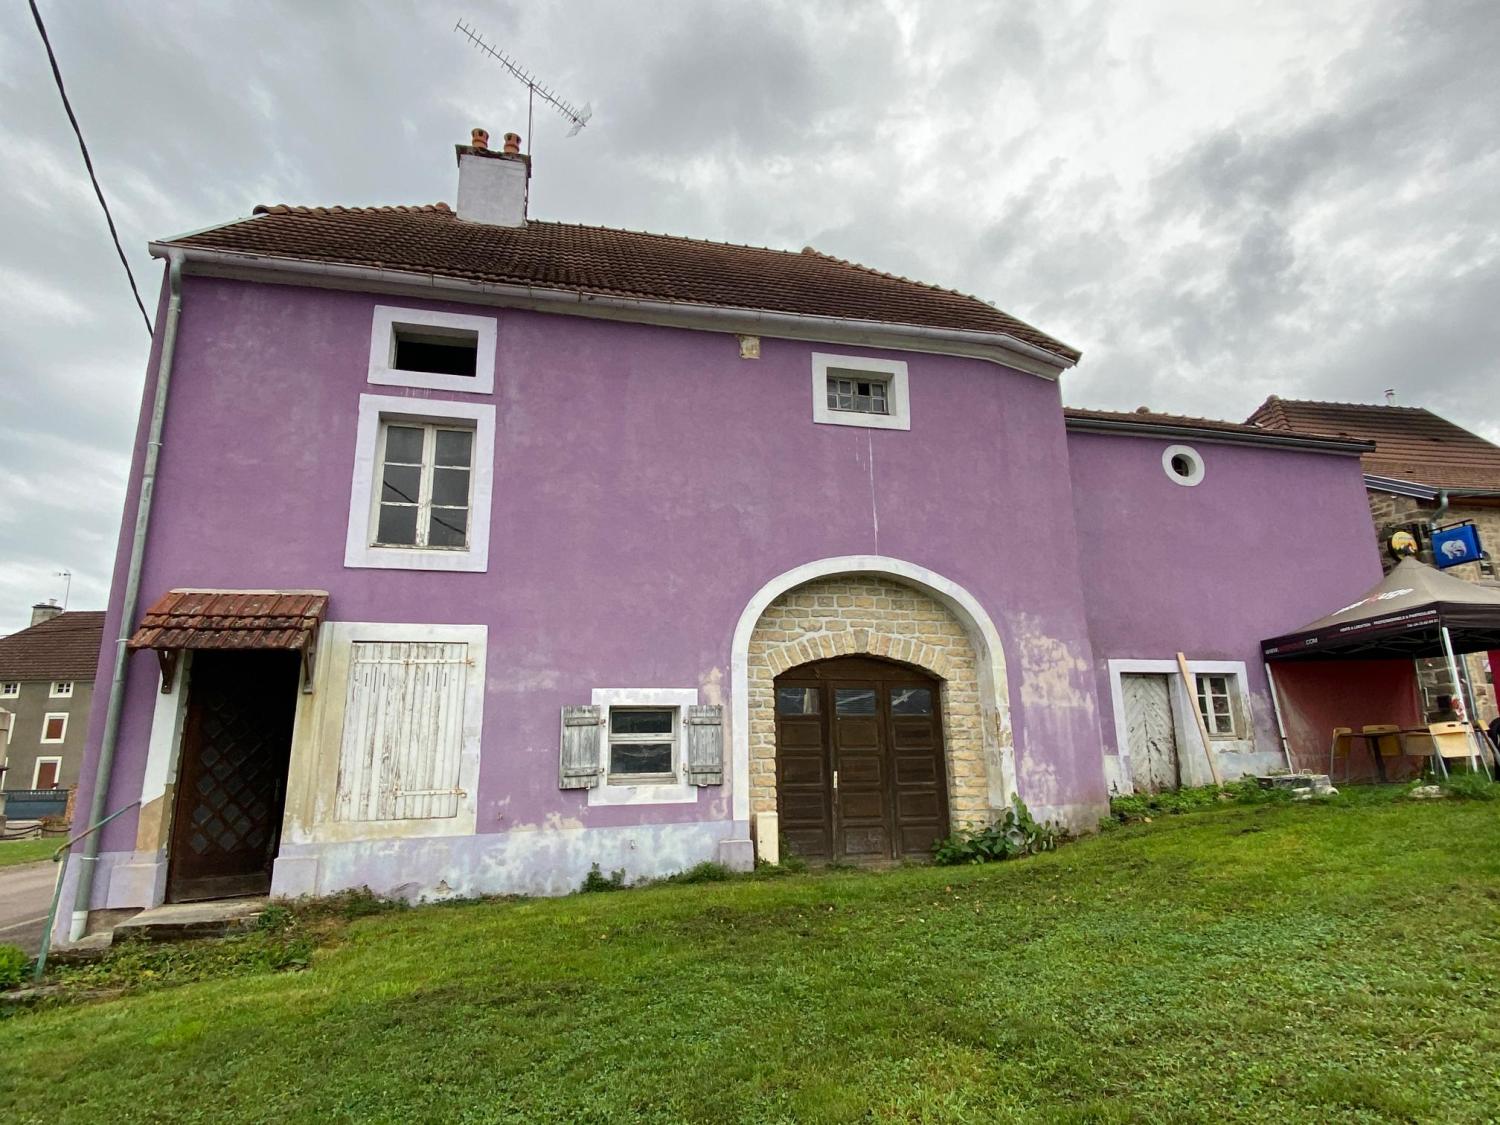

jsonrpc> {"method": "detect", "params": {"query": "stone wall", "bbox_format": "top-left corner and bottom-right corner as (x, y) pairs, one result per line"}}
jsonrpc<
(1367, 490), (1500, 722)
(745, 574), (992, 828)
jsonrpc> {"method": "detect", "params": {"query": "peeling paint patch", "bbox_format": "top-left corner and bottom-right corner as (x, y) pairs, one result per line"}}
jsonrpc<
(1013, 615), (1096, 714)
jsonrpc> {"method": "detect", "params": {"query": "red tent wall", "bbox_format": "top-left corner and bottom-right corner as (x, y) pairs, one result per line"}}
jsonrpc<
(1271, 659), (1423, 781)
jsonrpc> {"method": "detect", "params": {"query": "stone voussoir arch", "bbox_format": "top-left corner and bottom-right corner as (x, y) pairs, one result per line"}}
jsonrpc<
(761, 626), (956, 682)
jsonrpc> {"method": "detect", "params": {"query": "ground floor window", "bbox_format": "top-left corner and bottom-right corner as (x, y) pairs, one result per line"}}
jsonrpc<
(1195, 673), (1240, 737)
(607, 707), (678, 783)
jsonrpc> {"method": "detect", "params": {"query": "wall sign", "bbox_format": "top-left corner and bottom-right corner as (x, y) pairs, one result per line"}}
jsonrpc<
(1431, 522), (1482, 569)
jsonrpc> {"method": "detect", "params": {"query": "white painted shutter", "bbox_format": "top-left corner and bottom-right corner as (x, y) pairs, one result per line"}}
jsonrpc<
(684, 704), (724, 786)
(560, 705), (603, 789)
(335, 641), (469, 821)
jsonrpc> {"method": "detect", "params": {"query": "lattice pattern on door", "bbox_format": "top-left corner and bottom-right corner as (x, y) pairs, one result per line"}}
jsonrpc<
(184, 677), (283, 859)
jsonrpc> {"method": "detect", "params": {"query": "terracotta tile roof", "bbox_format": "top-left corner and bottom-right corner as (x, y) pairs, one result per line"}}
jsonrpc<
(127, 591), (328, 652)
(1063, 406), (1366, 446)
(0, 611), (105, 682)
(164, 205), (1079, 362)
(1248, 397), (1500, 490)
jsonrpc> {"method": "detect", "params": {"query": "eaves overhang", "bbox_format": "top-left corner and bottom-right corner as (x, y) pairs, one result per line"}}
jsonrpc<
(1363, 474), (1500, 501)
(1064, 415), (1374, 455)
(147, 242), (1077, 380)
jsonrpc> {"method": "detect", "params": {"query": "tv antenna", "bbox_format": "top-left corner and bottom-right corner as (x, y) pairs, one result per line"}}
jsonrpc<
(454, 20), (592, 147)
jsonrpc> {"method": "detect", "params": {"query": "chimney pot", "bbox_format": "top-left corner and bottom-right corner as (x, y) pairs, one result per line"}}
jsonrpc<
(503, 132), (522, 154)
(1385, 388), (1397, 406)
(471, 128), (490, 150)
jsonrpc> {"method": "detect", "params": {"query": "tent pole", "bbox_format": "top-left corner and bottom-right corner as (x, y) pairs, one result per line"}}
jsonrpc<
(1439, 625), (1479, 774)
(1263, 661), (1297, 774)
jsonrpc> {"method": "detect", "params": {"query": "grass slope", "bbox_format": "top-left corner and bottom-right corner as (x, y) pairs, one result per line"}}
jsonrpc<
(3, 794), (1498, 1123)
(0, 838), (56, 868)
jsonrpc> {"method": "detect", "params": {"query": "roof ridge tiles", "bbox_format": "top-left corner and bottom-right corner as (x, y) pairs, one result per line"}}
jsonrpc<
(252, 202), (453, 217)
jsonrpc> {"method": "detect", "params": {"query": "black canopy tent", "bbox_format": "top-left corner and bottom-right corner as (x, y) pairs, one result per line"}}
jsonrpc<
(1261, 558), (1500, 775)
(1263, 557), (1500, 662)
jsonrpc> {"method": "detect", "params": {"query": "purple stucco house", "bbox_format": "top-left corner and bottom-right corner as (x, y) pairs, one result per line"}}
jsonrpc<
(60, 130), (1382, 938)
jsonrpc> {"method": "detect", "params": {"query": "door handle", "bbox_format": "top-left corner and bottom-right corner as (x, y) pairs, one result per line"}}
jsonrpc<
(832, 770), (839, 792)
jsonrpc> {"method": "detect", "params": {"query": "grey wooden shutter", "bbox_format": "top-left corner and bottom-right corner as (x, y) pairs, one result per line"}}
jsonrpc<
(560, 705), (604, 788)
(684, 704), (724, 786)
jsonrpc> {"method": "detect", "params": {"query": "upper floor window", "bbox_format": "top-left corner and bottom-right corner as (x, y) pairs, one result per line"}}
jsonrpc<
(811, 353), (910, 431)
(373, 422), (474, 550)
(0, 682), (18, 699)
(1163, 444), (1205, 487)
(50, 681), (73, 698)
(344, 394), (496, 573)
(41, 712), (68, 743)
(367, 306), (497, 395)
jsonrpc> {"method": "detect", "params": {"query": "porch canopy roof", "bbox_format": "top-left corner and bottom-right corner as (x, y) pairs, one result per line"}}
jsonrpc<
(1262, 558), (1500, 661)
(127, 590), (328, 654)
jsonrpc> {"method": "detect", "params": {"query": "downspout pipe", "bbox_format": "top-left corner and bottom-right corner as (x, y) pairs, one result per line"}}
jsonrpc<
(69, 251), (185, 941)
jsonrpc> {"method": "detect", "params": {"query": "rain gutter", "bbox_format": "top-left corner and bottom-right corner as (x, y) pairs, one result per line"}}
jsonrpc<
(146, 243), (1077, 380)
(70, 250), (185, 941)
(1063, 415), (1374, 455)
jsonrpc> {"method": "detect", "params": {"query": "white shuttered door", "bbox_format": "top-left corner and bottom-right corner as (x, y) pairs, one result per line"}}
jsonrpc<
(336, 641), (470, 820)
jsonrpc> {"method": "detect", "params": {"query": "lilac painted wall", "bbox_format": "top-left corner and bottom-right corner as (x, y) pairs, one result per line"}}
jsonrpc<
(72, 273), (1109, 877)
(1066, 430), (1384, 759)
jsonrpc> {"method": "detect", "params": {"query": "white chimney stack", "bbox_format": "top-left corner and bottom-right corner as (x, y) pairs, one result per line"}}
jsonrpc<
(1385, 388), (1397, 406)
(455, 128), (529, 227)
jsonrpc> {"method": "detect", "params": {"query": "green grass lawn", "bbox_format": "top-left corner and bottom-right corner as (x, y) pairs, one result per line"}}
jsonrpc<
(0, 838), (56, 868)
(3, 793), (1498, 1123)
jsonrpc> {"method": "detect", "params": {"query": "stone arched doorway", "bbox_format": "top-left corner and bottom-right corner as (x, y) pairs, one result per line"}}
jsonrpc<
(775, 655), (949, 862)
(742, 570), (1001, 861)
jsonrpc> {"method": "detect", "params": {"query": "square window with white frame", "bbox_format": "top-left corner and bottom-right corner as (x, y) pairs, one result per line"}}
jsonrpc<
(0, 682), (18, 699)
(41, 712), (68, 743)
(607, 707), (678, 782)
(50, 680), (73, 698)
(345, 394), (495, 573)
(1195, 674), (1239, 738)
(811, 353), (910, 430)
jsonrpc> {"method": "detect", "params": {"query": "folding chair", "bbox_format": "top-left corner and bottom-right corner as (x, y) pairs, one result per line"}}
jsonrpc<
(1428, 721), (1493, 779)
(1328, 726), (1356, 781)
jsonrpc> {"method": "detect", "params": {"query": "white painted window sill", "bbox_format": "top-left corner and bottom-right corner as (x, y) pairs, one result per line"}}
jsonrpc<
(587, 780), (698, 806)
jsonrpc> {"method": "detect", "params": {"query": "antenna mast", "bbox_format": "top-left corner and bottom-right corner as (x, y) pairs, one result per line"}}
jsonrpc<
(454, 20), (592, 145)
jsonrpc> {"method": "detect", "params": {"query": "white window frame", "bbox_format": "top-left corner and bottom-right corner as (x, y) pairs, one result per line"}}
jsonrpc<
(283, 621), (488, 845)
(811, 353), (911, 431)
(1162, 444), (1205, 487)
(0, 682), (18, 699)
(40, 711), (68, 744)
(345, 394), (495, 572)
(368, 420), (476, 552)
(367, 305), (496, 395)
(1195, 673), (1241, 739)
(32, 755), (63, 789)
(50, 680), (74, 698)
(588, 688), (700, 806)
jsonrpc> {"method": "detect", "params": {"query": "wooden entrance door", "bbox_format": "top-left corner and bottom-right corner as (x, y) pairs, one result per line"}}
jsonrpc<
(774, 657), (949, 863)
(167, 651), (299, 902)
(1122, 673), (1180, 793)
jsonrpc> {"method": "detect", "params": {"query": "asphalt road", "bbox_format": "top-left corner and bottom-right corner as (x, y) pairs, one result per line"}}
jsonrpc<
(0, 861), (58, 956)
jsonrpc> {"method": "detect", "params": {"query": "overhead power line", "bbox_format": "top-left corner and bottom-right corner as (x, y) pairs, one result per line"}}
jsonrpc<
(28, 0), (154, 339)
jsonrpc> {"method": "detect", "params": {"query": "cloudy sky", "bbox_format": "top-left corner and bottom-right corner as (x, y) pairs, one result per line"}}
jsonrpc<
(1, 0), (1497, 633)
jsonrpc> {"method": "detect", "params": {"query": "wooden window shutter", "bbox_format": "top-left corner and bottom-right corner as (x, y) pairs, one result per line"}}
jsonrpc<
(335, 641), (470, 821)
(560, 705), (604, 789)
(684, 704), (724, 786)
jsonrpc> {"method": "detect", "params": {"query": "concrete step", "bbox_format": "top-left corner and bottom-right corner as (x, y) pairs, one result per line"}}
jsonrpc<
(111, 897), (268, 944)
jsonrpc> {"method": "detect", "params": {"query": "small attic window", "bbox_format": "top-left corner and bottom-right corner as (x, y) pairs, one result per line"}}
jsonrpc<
(811, 353), (911, 431)
(393, 325), (478, 378)
(368, 306), (496, 394)
(1162, 444), (1205, 486)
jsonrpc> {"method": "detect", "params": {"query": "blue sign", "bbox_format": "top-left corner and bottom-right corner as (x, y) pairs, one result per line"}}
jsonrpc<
(1432, 523), (1482, 569)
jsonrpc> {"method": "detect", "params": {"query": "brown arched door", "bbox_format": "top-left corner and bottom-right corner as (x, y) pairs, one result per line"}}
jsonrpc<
(774, 656), (949, 863)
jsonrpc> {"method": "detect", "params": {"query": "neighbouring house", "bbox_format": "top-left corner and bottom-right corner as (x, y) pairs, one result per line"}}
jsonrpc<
(1249, 396), (1500, 726)
(0, 603), (105, 821)
(59, 130), (1384, 937)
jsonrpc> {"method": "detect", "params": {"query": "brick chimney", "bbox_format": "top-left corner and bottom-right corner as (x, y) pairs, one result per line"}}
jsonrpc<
(455, 127), (529, 227)
(31, 599), (62, 626)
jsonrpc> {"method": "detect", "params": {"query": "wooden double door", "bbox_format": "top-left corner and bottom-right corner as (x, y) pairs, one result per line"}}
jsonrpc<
(775, 656), (950, 863)
(167, 651), (299, 903)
